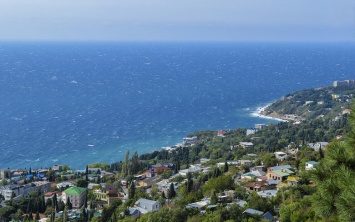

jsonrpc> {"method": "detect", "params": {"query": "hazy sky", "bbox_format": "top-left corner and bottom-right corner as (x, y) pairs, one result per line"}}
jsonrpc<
(0, 0), (354, 42)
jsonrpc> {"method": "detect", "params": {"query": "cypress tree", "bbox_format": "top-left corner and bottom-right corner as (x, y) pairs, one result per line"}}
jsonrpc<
(85, 165), (89, 181)
(224, 161), (229, 173)
(63, 206), (68, 222)
(128, 181), (135, 199)
(187, 173), (193, 193)
(41, 194), (46, 213)
(168, 183), (176, 199)
(84, 192), (88, 209)
(319, 146), (324, 159)
(90, 196), (94, 210)
(82, 207), (87, 222)
(53, 193), (58, 212)
(67, 197), (73, 210)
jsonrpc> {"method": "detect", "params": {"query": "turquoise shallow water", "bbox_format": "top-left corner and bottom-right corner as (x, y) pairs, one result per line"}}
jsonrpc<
(0, 42), (354, 169)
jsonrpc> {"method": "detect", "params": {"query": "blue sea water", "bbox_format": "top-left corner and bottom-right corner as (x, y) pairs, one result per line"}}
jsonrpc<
(0, 42), (354, 169)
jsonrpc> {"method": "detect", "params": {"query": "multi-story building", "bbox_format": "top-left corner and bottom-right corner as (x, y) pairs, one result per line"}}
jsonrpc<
(0, 181), (50, 200)
(62, 186), (87, 209)
(333, 80), (355, 87)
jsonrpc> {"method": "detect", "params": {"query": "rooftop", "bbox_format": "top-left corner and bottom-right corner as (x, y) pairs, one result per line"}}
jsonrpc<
(64, 186), (86, 195)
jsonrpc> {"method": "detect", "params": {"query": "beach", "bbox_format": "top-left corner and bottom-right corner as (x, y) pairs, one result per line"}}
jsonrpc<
(251, 103), (288, 122)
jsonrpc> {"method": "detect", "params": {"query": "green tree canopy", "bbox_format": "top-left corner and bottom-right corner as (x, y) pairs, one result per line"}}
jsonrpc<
(311, 104), (355, 221)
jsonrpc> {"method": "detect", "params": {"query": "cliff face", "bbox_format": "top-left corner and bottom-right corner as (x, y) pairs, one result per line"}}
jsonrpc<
(262, 86), (355, 121)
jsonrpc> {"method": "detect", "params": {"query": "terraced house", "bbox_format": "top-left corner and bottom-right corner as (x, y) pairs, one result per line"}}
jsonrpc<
(62, 186), (87, 209)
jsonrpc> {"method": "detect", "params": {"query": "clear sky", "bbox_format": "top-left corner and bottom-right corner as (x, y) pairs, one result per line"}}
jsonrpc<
(0, 0), (354, 42)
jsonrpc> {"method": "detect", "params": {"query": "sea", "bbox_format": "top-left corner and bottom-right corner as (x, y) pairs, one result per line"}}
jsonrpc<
(0, 41), (354, 170)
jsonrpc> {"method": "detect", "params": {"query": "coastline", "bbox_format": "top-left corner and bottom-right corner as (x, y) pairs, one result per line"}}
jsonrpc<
(251, 103), (288, 122)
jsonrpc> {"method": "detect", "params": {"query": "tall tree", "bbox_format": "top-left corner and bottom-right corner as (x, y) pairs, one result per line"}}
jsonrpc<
(85, 165), (89, 181)
(168, 183), (176, 199)
(62, 206), (68, 222)
(66, 197), (72, 210)
(128, 181), (135, 199)
(311, 105), (355, 221)
(131, 151), (140, 174)
(122, 151), (130, 177)
(224, 161), (229, 173)
(35, 211), (40, 220)
(187, 173), (193, 193)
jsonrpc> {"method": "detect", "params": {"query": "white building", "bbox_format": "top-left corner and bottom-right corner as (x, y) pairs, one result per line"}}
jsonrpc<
(134, 198), (161, 213)
(274, 152), (287, 161)
(0, 181), (50, 201)
(305, 161), (318, 170)
(183, 136), (198, 145)
(239, 142), (254, 149)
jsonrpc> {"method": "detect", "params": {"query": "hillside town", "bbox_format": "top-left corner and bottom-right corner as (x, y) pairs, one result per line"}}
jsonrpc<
(0, 84), (354, 222)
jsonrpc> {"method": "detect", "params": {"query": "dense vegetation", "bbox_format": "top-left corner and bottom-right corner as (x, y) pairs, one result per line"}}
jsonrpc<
(264, 85), (355, 120)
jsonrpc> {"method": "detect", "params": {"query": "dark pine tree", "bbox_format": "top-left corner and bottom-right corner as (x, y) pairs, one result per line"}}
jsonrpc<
(85, 165), (89, 181)
(128, 182), (135, 199)
(168, 183), (176, 199)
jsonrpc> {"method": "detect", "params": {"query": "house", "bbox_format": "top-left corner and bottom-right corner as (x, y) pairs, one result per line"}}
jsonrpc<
(244, 181), (271, 192)
(243, 209), (274, 221)
(136, 177), (156, 189)
(287, 176), (301, 186)
(217, 160), (238, 167)
(147, 163), (174, 177)
(246, 129), (257, 136)
(241, 170), (265, 181)
(87, 183), (100, 190)
(134, 198), (161, 213)
(57, 181), (74, 189)
(93, 187), (121, 206)
(217, 130), (226, 137)
(308, 142), (328, 151)
(257, 190), (277, 198)
(155, 179), (179, 193)
(128, 207), (141, 217)
(52, 165), (62, 171)
(216, 190), (235, 203)
(249, 170), (266, 177)
(183, 136), (197, 145)
(255, 124), (266, 130)
(62, 186), (87, 209)
(239, 160), (254, 167)
(274, 151), (287, 161)
(44, 191), (62, 202)
(305, 161), (318, 170)
(239, 142), (254, 149)
(179, 164), (207, 176)
(241, 173), (257, 181)
(252, 166), (265, 172)
(186, 199), (209, 211)
(267, 165), (294, 182)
